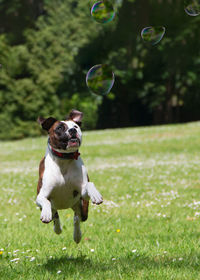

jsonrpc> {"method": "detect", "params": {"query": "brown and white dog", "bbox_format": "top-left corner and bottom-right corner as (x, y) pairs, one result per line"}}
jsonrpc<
(36, 109), (103, 243)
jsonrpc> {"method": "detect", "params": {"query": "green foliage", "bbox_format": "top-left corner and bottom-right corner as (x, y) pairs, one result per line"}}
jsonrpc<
(0, 0), (103, 139)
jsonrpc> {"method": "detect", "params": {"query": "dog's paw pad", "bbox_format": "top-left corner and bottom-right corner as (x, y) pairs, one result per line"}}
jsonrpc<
(90, 191), (103, 205)
(91, 196), (103, 205)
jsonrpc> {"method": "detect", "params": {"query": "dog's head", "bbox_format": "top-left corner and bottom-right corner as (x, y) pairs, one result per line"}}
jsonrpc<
(38, 109), (83, 153)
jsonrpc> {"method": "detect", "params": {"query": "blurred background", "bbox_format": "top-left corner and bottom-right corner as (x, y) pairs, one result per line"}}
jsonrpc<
(0, 0), (200, 140)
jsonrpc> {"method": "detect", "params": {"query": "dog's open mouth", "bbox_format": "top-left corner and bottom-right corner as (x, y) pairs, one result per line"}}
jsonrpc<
(68, 137), (79, 147)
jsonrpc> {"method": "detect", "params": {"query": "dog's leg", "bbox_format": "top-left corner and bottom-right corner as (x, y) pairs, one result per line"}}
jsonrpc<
(82, 182), (103, 205)
(36, 190), (52, 223)
(73, 215), (82, 244)
(52, 210), (62, 234)
(72, 203), (82, 244)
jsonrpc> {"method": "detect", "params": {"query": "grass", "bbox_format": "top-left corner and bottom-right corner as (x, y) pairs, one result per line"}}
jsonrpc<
(1, 122), (200, 279)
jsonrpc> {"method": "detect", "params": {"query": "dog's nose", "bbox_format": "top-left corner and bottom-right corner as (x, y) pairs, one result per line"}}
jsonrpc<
(68, 128), (77, 137)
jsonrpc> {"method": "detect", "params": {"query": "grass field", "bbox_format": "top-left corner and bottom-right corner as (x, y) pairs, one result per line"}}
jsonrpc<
(1, 122), (200, 279)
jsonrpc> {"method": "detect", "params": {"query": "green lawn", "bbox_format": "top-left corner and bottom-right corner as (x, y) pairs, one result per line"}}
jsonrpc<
(1, 122), (200, 279)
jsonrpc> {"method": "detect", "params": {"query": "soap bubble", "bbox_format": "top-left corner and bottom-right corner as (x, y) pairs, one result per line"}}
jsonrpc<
(141, 26), (166, 45)
(91, 0), (115, 24)
(86, 64), (115, 96)
(184, 0), (200, 16)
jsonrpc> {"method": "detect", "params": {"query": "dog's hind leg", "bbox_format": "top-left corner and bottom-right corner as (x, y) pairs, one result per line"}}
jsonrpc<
(72, 203), (82, 244)
(73, 215), (81, 244)
(52, 210), (62, 235)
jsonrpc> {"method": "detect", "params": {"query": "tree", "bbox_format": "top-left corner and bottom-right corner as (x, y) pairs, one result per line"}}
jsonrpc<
(0, 0), (102, 139)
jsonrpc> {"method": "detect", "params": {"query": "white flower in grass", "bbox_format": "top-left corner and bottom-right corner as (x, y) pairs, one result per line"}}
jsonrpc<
(112, 258), (116, 261)
(13, 250), (20, 254)
(30, 257), (35, 262)
(132, 249), (137, 253)
(57, 270), (62, 274)
(49, 256), (53, 259)
(62, 247), (66, 251)
(10, 258), (20, 262)
(90, 249), (95, 252)
(179, 257), (183, 261)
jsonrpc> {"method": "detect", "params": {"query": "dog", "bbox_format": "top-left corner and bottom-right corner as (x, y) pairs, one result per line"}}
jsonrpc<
(36, 109), (103, 243)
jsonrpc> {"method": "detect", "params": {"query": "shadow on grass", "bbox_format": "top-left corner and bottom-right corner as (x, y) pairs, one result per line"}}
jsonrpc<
(42, 253), (200, 276)
(43, 254), (109, 275)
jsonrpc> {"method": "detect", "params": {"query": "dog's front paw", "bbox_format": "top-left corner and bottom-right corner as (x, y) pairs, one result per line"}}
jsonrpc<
(87, 183), (103, 205)
(40, 208), (52, 223)
(91, 191), (103, 205)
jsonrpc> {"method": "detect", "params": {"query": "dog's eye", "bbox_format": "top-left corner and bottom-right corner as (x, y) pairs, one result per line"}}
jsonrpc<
(55, 124), (65, 133)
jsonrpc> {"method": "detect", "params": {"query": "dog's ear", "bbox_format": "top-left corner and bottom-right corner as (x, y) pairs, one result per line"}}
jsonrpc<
(37, 117), (58, 131)
(66, 109), (83, 127)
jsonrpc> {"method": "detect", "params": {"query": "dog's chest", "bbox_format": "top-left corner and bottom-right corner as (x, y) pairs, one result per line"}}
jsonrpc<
(44, 156), (84, 210)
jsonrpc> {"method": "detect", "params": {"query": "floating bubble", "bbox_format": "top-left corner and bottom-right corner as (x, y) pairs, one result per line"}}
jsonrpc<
(91, 0), (115, 24)
(141, 26), (166, 45)
(184, 0), (200, 16)
(86, 64), (115, 96)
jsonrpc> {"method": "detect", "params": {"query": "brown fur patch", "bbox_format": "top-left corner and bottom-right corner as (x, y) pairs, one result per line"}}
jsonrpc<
(81, 199), (89, 222)
(48, 121), (69, 150)
(80, 174), (90, 222)
(37, 157), (45, 195)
